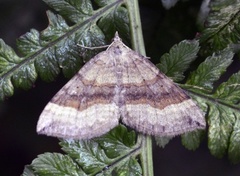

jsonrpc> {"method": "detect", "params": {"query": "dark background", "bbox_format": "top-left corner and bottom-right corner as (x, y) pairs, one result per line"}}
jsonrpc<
(0, 0), (240, 175)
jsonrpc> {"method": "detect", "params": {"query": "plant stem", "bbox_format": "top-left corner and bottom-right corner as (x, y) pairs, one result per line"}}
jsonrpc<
(125, 0), (154, 175)
(125, 0), (146, 55)
(139, 135), (154, 176)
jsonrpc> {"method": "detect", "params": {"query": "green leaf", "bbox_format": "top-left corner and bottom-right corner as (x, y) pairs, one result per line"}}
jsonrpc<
(35, 48), (61, 82)
(22, 165), (36, 176)
(186, 48), (234, 92)
(32, 152), (86, 176)
(200, 0), (240, 53)
(75, 25), (106, 63)
(182, 54), (240, 161)
(0, 39), (21, 74)
(42, 0), (94, 23)
(94, 125), (136, 158)
(112, 158), (142, 176)
(17, 29), (42, 55)
(60, 139), (113, 174)
(181, 130), (205, 150)
(0, 75), (14, 100)
(178, 93), (208, 151)
(58, 125), (138, 175)
(95, 0), (117, 7)
(41, 11), (70, 42)
(12, 63), (37, 89)
(176, 41), (240, 161)
(155, 136), (173, 148)
(207, 103), (235, 158)
(98, 6), (130, 44)
(23, 125), (141, 175)
(213, 71), (240, 106)
(55, 36), (82, 78)
(228, 114), (240, 164)
(156, 40), (200, 82)
(0, 0), (128, 101)
(0, 39), (36, 99)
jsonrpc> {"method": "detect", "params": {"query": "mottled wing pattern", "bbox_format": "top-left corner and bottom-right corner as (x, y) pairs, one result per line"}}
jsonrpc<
(37, 32), (206, 139)
(37, 51), (120, 139)
(105, 42), (206, 137)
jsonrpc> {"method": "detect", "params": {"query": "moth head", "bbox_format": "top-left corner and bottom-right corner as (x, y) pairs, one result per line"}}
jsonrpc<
(113, 31), (122, 42)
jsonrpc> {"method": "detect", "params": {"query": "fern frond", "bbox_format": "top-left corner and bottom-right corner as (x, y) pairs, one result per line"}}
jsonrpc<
(27, 125), (141, 175)
(154, 38), (240, 162)
(186, 48), (234, 92)
(156, 40), (200, 82)
(177, 48), (240, 163)
(32, 152), (86, 175)
(200, 0), (240, 53)
(9, 0), (240, 174)
(42, 0), (94, 23)
(0, 0), (127, 101)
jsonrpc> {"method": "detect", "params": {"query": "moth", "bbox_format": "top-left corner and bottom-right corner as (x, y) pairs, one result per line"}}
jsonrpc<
(37, 32), (206, 139)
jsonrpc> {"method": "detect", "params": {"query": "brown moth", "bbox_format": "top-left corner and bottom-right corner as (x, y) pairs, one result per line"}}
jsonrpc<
(37, 32), (206, 139)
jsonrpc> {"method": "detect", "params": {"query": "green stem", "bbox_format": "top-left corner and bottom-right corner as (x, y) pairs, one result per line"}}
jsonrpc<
(125, 0), (154, 175)
(125, 0), (146, 55)
(139, 135), (154, 176)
